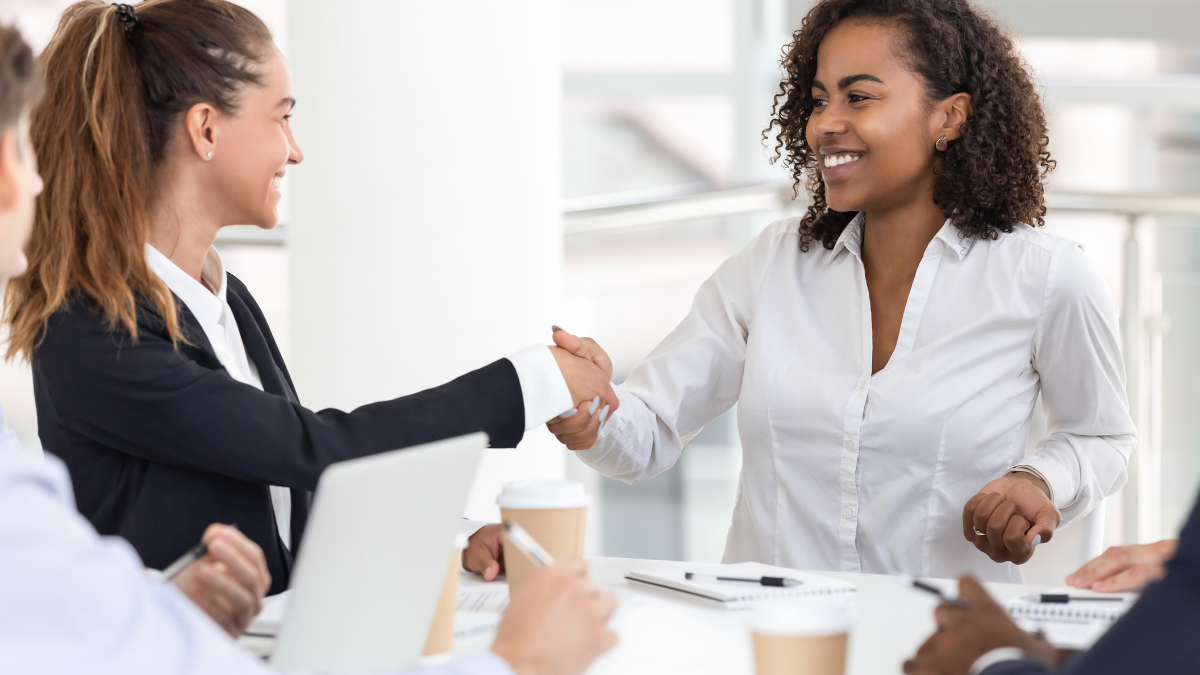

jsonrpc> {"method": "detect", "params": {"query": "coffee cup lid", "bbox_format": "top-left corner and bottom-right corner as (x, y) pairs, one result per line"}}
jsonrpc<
(750, 598), (854, 637)
(496, 480), (590, 509)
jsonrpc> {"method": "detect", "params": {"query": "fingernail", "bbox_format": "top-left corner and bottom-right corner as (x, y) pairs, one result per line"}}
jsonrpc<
(599, 405), (610, 424)
(589, 397), (600, 415)
(558, 408), (578, 419)
(552, 325), (564, 333)
(1031, 534), (1042, 548)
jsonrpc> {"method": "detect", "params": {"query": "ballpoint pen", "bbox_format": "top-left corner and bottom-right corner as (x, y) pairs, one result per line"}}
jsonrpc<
(502, 521), (556, 568)
(891, 572), (970, 609)
(684, 572), (802, 587)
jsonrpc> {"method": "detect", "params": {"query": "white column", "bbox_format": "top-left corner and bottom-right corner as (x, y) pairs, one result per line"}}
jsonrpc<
(286, 0), (564, 520)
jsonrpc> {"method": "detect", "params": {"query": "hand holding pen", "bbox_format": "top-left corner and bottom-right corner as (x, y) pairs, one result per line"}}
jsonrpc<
(903, 576), (1060, 675)
(165, 523), (271, 638)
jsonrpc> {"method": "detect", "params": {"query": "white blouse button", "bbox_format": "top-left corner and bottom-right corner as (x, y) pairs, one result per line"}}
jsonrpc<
(844, 440), (855, 451)
(842, 507), (853, 519)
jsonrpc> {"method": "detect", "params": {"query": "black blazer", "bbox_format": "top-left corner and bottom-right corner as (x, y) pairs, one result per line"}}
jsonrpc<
(981, 492), (1200, 675)
(33, 275), (525, 595)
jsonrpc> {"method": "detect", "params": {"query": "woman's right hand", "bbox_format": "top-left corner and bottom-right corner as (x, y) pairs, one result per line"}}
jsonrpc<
(1065, 540), (1177, 592)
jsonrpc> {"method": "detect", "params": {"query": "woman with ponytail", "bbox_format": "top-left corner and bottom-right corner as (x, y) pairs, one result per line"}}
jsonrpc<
(548, 0), (1135, 582)
(9, 0), (615, 594)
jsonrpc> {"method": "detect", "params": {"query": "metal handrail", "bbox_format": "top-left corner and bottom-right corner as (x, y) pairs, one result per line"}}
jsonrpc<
(214, 186), (1200, 247)
(563, 184), (1200, 237)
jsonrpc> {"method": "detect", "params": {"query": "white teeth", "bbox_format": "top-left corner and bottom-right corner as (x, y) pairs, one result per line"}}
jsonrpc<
(824, 154), (862, 168)
(272, 176), (282, 189)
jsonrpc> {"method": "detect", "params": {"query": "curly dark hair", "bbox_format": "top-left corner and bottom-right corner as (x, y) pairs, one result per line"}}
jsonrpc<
(764, 0), (1055, 252)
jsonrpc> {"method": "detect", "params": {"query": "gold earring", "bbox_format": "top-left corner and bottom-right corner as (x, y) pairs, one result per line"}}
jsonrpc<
(935, 136), (948, 151)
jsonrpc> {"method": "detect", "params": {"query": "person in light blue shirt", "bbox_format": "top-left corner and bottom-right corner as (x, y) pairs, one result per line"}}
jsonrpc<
(0, 19), (614, 675)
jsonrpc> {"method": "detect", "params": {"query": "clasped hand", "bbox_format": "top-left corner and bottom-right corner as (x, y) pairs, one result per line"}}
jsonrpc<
(547, 328), (617, 450)
(962, 472), (1059, 564)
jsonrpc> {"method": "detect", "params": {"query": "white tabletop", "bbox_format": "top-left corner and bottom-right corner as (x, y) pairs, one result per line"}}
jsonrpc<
(451, 556), (1045, 675)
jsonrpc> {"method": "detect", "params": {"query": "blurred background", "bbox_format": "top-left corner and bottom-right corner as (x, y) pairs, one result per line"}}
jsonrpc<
(3, 0), (1200, 584)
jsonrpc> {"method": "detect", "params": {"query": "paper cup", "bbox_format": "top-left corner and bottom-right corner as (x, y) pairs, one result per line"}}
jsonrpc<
(497, 480), (589, 595)
(751, 599), (853, 675)
(422, 533), (467, 656)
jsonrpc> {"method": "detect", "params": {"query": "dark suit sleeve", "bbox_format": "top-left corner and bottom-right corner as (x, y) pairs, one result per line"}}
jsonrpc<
(1057, 496), (1200, 675)
(33, 303), (525, 492)
(980, 659), (1054, 675)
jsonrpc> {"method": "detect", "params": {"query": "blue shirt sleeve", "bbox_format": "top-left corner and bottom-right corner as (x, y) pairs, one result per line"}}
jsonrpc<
(0, 436), (513, 675)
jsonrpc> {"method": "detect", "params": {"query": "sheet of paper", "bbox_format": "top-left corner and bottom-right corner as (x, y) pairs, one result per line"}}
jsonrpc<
(246, 590), (292, 637)
(1013, 617), (1110, 650)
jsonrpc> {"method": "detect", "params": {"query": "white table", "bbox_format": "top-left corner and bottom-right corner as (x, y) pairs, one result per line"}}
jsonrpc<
(451, 556), (1043, 675)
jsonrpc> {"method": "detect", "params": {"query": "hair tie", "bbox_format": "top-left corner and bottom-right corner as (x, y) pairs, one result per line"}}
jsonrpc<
(113, 3), (138, 38)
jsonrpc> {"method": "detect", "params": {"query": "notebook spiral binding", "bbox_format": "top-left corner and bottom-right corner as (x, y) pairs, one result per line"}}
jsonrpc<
(1005, 602), (1127, 623)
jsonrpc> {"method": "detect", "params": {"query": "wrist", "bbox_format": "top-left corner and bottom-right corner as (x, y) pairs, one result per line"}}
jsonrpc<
(492, 645), (540, 675)
(1008, 471), (1051, 500)
(1150, 538), (1179, 558)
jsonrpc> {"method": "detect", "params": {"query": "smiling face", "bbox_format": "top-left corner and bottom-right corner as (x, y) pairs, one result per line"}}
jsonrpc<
(204, 48), (303, 229)
(805, 20), (950, 215)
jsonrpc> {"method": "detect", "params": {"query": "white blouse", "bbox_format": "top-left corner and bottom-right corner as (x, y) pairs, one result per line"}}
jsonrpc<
(575, 214), (1136, 582)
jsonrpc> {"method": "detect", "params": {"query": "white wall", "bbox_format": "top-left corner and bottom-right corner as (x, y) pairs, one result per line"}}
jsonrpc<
(286, 0), (566, 521)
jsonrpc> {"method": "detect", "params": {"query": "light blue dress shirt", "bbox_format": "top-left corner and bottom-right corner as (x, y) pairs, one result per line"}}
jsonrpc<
(0, 407), (513, 675)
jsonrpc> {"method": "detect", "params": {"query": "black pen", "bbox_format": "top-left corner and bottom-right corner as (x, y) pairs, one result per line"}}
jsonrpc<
(161, 524), (237, 582)
(1038, 594), (1125, 604)
(891, 573), (970, 609)
(685, 572), (802, 587)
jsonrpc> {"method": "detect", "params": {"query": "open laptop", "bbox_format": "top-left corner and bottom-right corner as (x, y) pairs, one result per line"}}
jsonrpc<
(270, 432), (487, 672)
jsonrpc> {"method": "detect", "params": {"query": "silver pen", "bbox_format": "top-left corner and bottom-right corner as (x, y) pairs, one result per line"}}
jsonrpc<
(502, 521), (556, 568)
(891, 572), (970, 609)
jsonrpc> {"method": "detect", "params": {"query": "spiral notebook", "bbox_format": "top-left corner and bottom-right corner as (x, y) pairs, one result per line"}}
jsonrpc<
(625, 561), (856, 610)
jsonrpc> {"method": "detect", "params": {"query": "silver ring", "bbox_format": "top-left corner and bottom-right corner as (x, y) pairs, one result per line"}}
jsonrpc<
(973, 528), (986, 536)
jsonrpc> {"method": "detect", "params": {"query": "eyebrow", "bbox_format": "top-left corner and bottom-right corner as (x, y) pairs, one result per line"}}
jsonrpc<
(812, 74), (886, 91)
(278, 97), (296, 111)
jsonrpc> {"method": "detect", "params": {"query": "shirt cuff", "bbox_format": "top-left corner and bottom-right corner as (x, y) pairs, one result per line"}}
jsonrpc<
(507, 344), (575, 431)
(1008, 465), (1056, 505)
(969, 647), (1027, 675)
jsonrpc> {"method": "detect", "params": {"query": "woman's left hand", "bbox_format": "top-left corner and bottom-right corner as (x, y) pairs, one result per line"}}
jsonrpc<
(962, 473), (1059, 564)
(170, 523), (271, 637)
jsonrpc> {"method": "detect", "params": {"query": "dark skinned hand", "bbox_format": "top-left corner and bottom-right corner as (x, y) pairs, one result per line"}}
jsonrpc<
(962, 473), (1060, 564)
(903, 576), (1061, 675)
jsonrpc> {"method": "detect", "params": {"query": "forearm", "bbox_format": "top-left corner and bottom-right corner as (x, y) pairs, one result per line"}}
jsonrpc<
(571, 385), (683, 484)
(39, 344), (525, 491)
(1016, 432), (1133, 525)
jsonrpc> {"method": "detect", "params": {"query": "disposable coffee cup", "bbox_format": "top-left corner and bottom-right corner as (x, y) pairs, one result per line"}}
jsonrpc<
(422, 532), (467, 656)
(751, 599), (853, 675)
(497, 480), (589, 595)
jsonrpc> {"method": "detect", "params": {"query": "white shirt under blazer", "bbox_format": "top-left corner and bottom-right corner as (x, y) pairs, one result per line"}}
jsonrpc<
(576, 214), (1136, 582)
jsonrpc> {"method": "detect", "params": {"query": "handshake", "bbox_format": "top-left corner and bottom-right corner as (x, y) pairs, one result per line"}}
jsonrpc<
(545, 327), (616, 451)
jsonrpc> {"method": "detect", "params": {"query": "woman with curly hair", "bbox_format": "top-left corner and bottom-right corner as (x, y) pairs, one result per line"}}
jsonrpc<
(548, 0), (1135, 582)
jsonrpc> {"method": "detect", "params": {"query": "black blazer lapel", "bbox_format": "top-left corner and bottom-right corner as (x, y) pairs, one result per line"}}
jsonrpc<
(224, 283), (312, 559)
